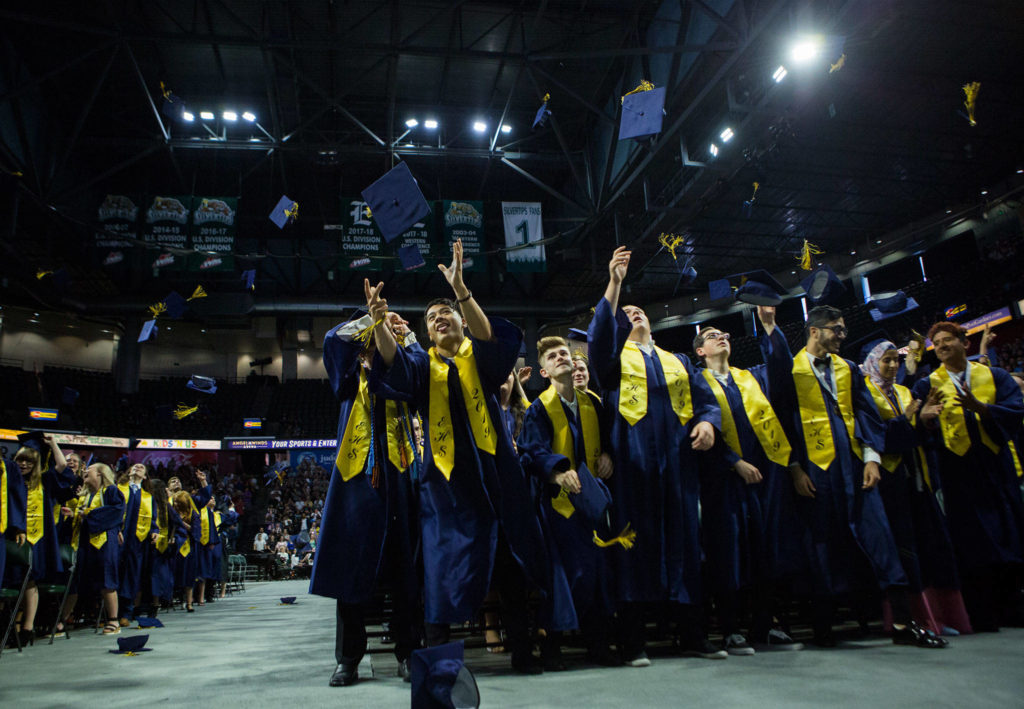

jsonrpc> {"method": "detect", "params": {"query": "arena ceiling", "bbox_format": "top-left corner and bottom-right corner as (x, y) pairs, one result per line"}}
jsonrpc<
(1, 0), (1022, 330)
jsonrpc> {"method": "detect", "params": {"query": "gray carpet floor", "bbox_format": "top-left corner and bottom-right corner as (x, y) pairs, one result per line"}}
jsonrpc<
(2, 579), (1023, 708)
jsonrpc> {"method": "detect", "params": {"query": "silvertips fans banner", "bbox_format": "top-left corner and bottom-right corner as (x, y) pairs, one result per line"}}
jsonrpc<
(501, 202), (545, 272)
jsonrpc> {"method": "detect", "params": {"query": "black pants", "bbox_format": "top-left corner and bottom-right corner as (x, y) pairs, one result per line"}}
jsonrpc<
(425, 532), (531, 657)
(618, 602), (705, 657)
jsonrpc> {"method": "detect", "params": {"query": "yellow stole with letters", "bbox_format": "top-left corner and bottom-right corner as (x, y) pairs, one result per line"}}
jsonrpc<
(71, 489), (107, 551)
(0, 460), (7, 534)
(386, 400), (414, 473)
(793, 349), (862, 469)
(539, 386), (602, 519)
(200, 508), (222, 545)
(619, 340), (692, 427)
(335, 369), (415, 482)
(429, 337), (497, 480)
(866, 379), (933, 488)
(702, 368), (791, 466)
(930, 364), (999, 457)
(26, 480), (44, 545)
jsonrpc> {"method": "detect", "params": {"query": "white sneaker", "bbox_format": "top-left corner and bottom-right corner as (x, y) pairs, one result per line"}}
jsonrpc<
(625, 652), (652, 667)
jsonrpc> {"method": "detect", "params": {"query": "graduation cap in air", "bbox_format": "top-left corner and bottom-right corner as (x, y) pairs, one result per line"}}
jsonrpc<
(279, 596), (297, 605)
(708, 270), (787, 306)
(868, 290), (919, 322)
(398, 244), (426, 271)
(533, 93), (552, 129)
(361, 161), (431, 244)
(800, 263), (846, 307)
(17, 430), (47, 449)
(619, 85), (666, 141)
(241, 269), (257, 291)
(159, 81), (185, 119)
(138, 320), (158, 343)
(269, 195), (299, 229)
(62, 387), (80, 406)
(109, 634), (152, 654)
(411, 641), (480, 709)
(566, 328), (588, 342)
(186, 375), (217, 395)
(136, 617), (165, 629)
(163, 291), (188, 320)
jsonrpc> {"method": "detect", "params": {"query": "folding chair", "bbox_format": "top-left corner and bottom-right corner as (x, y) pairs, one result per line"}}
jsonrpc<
(0, 540), (34, 658)
(45, 544), (77, 644)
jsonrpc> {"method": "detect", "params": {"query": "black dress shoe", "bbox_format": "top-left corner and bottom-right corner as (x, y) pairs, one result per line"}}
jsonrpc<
(329, 662), (359, 686)
(510, 652), (544, 675)
(892, 622), (948, 648)
(585, 648), (623, 667)
(396, 659), (412, 683)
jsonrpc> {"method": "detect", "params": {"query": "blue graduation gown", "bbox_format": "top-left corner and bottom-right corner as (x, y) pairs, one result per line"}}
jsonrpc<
(151, 507), (182, 601)
(118, 485), (159, 601)
(760, 328), (906, 596)
(76, 485), (126, 594)
(309, 322), (421, 605)
(519, 390), (615, 631)
(20, 466), (77, 583)
(1, 457), (28, 587)
(197, 507), (223, 580)
(381, 317), (548, 624)
(699, 365), (806, 595)
(173, 512), (202, 589)
(911, 366), (1024, 570)
(587, 298), (721, 605)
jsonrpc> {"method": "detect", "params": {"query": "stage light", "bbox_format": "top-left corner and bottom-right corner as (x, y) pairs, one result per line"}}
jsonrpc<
(405, 118), (419, 128)
(709, 143), (719, 157)
(980, 189), (988, 195)
(182, 111), (195, 122)
(223, 111), (238, 121)
(424, 119), (438, 129)
(773, 66), (788, 83)
(200, 111), (215, 120)
(790, 36), (823, 64)
(242, 111), (256, 122)
(501, 124), (512, 134)
(473, 121), (487, 133)
(720, 127), (734, 142)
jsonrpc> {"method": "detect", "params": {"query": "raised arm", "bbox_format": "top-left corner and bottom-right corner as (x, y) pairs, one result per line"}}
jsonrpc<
(602, 246), (631, 313)
(366, 279), (398, 367)
(439, 238), (492, 342)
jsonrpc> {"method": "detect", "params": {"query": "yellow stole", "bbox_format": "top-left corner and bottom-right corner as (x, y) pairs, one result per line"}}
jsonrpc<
(26, 480), (44, 545)
(930, 364), (1000, 456)
(539, 386), (602, 519)
(179, 511), (192, 557)
(0, 460), (7, 534)
(136, 490), (153, 542)
(792, 349), (862, 469)
(429, 337), (497, 480)
(702, 368), (791, 467)
(200, 508), (221, 544)
(386, 400), (414, 473)
(619, 340), (692, 427)
(1008, 441), (1023, 478)
(336, 368), (372, 481)
(866, 379), (934, 488)
(154, 504), (170, 553)
(71, 489), (107, 551)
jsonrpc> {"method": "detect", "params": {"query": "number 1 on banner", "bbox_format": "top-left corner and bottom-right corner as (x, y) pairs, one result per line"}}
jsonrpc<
(514, 219), (529, 245)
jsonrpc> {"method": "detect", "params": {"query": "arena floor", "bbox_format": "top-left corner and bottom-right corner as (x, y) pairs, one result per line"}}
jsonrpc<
(2, 579), (1022, 708)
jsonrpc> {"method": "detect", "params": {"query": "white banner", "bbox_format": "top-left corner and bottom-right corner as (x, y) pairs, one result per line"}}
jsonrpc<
(501, 202), (545, 272)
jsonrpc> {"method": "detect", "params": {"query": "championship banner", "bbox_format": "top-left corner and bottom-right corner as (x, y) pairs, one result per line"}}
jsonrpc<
(144, 195), (192, 249)
(186, 252), (235, 273)
(96, 194), (140, 249)
(329, 198), (386, 271)
(191, 197), (237, 252)
(501, 202), (546, 272)
(442, 200), (486, 272)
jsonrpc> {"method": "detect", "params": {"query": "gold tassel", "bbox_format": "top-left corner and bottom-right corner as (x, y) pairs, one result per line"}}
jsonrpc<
(363, 206), (372, 220)
(284, 202), (299, 221)
(188, 285), (207, 301)
(36, 269), (53, 280)
(963, 81), (980, 127)
(593, 523), (637, 549)
(797, 240), (824, 270)
(749, 181), (760, 202)
(173, 403), (199, 420)
(352, 317), (386, 344)
(910, 329), (926, 363)
(658, 232), (685, 261)
(829, 53), (846, 74)
(159, 81), (172, 101)
(621, 80), (655, 104)
(571, 346), (588, 363)
(542, 93), (550, 103)
(148, 302), (168, 319)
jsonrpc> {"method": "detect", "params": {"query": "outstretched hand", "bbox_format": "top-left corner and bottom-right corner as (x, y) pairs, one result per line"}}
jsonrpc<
(438, 239), (467, 296)
(608, 246), (631, 285)
(365, 279), (388, 322)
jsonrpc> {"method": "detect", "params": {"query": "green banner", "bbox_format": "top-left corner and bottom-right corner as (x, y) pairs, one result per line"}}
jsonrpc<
(191, 197), (237, 252)
(144, 195), (192, 249)
(442, 200), (486, 272)
(95, 195), (141, 249)
(332, 197), (437, 271)
(186, 252), (236, 272)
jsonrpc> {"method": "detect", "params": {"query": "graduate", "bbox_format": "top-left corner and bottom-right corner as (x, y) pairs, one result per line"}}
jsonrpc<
(64, 462), (126, 636)
(171, 491), (203, 612)
(692, 324), (805, 653)
(587, 246), (722, 665)
(0, 449), (28, 610)
(858, 337), (971, 635)
(196, 496), (231, 604)
(374, 239), (549, 674)
(310, 308), (422, 688)
(117, 463), (157, 625)
(148, 479), (178, 610)
(518, 335), (619, 669)
(912, 321), (1024, 631)
(757, 305), (944, 648)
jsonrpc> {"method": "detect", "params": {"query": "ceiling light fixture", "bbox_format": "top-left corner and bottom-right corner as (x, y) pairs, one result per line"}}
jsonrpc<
(473, 121), (487, 133)
(720, 127), (734, 142)
(242, 111), (256, 122)
(790, 36), (823, 64)
(709, 143), (719, 157)
(182, 111), (194, 122)
(223, 111), (238, 121)
(200, 111), (215, 120)
(405, 118), (419, 128)
(501, 124), (512, 134)
(772, 66), (788, 82)
(424, 119), (438, 129)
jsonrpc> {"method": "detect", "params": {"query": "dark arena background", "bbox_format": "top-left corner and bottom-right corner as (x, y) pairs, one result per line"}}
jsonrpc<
(1, 1), (1023, 707)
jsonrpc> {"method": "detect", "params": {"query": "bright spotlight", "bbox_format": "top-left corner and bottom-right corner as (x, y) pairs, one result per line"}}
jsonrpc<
(772, 66), (788, 83)
(182, 111), (195, 122)
(424, 119), (438, 129)
(709, 143), (719, 157)
(719, 127), (734, 142)
(223, 111), (238, 121)
(405, 118), (419, 128)
(790, 36), (823, 64)
(200, 111), (215, 121)
(242, 111), (256, 122)
(473, 121), (487, 133)
(501, 124), (512, 134)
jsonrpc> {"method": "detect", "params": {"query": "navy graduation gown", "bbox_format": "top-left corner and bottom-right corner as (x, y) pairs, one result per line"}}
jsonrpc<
(911, 366), (1024, 570)
(118, 485), (159, 601)
(760, 328), (906, 596)
(197, 507), (224, 580)
(588, 298), (721, 605)
(382, 317), (548, 624)
(20, 466), (77, 583)
(519, 390), (615, 631)
(76, 485), (126, 594)
(308, 321), (421, 606)
(151, 506), (182, 601)
(173, 512), (202, 589)
(1, 457), (27, 587)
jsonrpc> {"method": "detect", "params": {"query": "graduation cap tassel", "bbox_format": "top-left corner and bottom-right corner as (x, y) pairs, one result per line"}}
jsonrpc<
(284, 202), (299, 222)
(148, 302), (168, 319)
(159, 81), (172, 101)
(621, 79), (655, 104)
(363, 206), (372, 220)
(797, 240), (824, 271)
(962, 81), (980, 127)
(658, 232), (686, 261)
(352, 317), (386, 344)
(36, 269), (53, 280)
(829, 53), (846, 74)
(187, 285), (207, 301)
(747, 181), (760, 204)
(571, 347), (588, 363)
(593, 523), (637, 549)
(172, 403), (199, 420)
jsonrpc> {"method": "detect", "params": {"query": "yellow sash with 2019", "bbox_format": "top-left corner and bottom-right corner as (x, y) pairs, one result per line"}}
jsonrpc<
(618, 341), (692, 427)
(793, 349), (862, 470)
(702, 368), (791, 466)
(335, 368), (416, 482)
(539, 386), (601, 519)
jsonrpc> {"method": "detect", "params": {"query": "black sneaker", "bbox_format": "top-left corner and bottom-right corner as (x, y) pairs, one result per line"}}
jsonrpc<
(723, 634), (756, 656)
(680, 640), (728, 659)
(755, 628), (804, 651)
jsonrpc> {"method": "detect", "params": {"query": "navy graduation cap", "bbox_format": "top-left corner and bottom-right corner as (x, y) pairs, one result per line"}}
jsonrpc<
(280, 596), (297, 605)
(398, 244), (426, 271)
(411, 641), (480, 709)
(800, 263), (846, 307)
(566, 328), (588, 342)
(269, 195), (298, 229)
(110, 634), (152, 654)
(708, 270), (787, 306)
(533, 93), (552, 129)
(138, 320), (158, 343)
(564, 468), (612, 527)
(163, 291), (188, 320)
(868, 290), (919, 322)
(136, 617), (165, 629)
(361, 161), (431, 244)
(619, 85), (666, 141)
(186, 375), (217, 395)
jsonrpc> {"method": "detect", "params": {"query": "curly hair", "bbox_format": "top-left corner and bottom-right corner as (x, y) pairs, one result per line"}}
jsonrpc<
(927, 321), (967, 343)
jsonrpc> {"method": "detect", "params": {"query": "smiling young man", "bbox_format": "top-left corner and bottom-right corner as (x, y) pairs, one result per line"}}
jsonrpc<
(370, 239), (548, 674)
(692, 325), (804, 654)
(758, 304), (946, 648)
(588, 246), (722, 665)
(911, 321), (1024, 631)
(518, 336), (618, 669)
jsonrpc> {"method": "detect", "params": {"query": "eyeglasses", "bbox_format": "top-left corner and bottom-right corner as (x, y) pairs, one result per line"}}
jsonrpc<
(702, 332), (730, 342)
(816, 325), (848, 338)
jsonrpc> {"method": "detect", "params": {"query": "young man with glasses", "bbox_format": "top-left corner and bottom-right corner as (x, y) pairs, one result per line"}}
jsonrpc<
(757, 305), (945, 649)
(692, 326), (804, 653)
